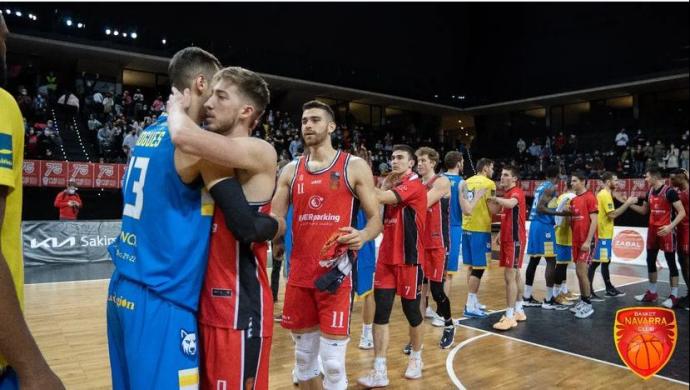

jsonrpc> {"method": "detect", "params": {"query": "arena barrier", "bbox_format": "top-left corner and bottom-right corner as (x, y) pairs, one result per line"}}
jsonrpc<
(22, 220), (121, 266)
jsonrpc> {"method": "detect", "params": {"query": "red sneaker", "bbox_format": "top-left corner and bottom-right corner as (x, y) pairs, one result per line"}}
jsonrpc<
(662, 295), (679, 309)
(634, 290), (658, 302)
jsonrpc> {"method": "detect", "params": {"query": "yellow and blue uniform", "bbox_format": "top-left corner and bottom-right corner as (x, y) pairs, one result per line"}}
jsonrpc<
(444, 172), (464, 273)
(554, 193), (575, 263)
(461, 174), (495, 268)
(593, 189), (615, 262)
(527, 181), (557, 257)
(355, 209), (376, 298)
(0, 88), (24, 389)
(106, 115), (213, 390)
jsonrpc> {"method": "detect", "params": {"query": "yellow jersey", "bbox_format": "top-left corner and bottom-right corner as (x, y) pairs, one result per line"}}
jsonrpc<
(0, 88), (25, 369)
(554, 193), (575, 246)
(461, 174), (496, 233)
(597, 188), (615, 239)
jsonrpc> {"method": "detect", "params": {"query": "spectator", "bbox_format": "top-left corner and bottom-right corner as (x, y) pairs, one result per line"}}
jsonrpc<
(653, 140), (665, 167)
(567, 133), (578, 154)
(15, 86), (32, 116)
(45, 71), (58, 99)
(122, 90), (133, 116)
(122, 128), (138, 160)
(643, 141), (653, 161)
(25, 128), (40, 158)
(151, 95), (165, 114)
(87, 114), (102, 132)
(288, 135), (302, 159)
(103, 92), (114, 115)
(633, 129), (646, 147)
(57, 90), (80, 112)
(97, 123), (113, 155)
(54, 180), (82, 220)
(633, 144), (646, 176)
(681, 145), (689, 171)
(92, 90), (104, 114)
(682, 130), (689, 145)
(665, 143), (679, 171)
(528, 141), (542, 157)
(32, 92), (47, 118)
(614, 128), (628, 156)
(133, 89), (144, 118)
(516, 137), (526, 153)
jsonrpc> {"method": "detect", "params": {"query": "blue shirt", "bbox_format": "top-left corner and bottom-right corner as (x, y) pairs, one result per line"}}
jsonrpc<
(529, 180), (556, 225)
(108, 115), (213, 311)
(444, 172), (464, 227)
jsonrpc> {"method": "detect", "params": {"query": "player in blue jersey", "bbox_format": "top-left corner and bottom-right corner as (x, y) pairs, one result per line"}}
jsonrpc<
(106, 47), (221, 390)
(441, 151), (464, 321)
(523, 165), (571, 310)
(355, 208), (377, 350)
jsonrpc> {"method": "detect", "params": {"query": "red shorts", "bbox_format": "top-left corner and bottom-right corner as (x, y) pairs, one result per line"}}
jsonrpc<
(677, 225), (689, 255)
(647, 225), (676, 253)
(572, 242), (594, 264)
(281, 282), (352, 336)
(499, 240), (525, 268)
(423, 248), (446, 282)
(200, 324), (271, 390)
(374, 262), (423, 300)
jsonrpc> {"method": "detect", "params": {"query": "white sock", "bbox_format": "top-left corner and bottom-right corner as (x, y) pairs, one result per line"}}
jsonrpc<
(467, 293), (477, 308)
(546, 287), (554, 301)
(362, 324), (372, 337)
(650, 283), (657, 294)
(561, 283), (569, 294)
(410, 349), (422, 359)
(374, 357), (387, 372)
(671, 287), (679, 297)
(524, 285), (533, 299)
(506, 307), (515, 319)
(554, 284), (561, 295)
(515, 300), (524, 313)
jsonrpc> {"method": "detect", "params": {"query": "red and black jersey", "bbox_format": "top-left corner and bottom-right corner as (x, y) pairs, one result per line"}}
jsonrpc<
(679, 188), (689, 230)
(570, 191), (598, 244)
(500, 186), (527, 243)
(423, 175), (449, 249)
(199, 203), (273, 338)
(645, 185), (679, 227)
(379, 173), (427, 266)
(288, 151), (358, 288)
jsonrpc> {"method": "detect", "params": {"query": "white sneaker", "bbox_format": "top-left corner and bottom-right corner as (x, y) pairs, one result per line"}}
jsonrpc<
(575, 303), (594, 319)
(425, 306), (439, 320)
(359, 334), (374, 350)
(431, 317), (445, 327)
(358, 369), (389, 387)
(292, 369), (298, 385)
(569, 300), (585, 313)
(404, 357), (423, 379)
(477, 301), (487, 310)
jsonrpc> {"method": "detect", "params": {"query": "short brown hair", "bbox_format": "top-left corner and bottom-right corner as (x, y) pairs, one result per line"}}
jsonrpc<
(302, 100), (335, 121)
(601, 171), (616, 183)
(415, 147), (439, 166)
(212, 66), (270, 119)
(444, 151), (463, 170)
(168, 47), (221, 91)
(476, 158), (494, 172)
(393, 144), (416, 163)
(503, 165), (520, 179)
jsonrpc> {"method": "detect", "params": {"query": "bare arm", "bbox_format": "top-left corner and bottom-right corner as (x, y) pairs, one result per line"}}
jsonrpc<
(337, 158), (383, 250)
(270, 162), (297, 240)
(585, 212), (598, 245)
(629, 201), (649, 215)
(490, 196), (518, 209)
(607, 196), (637, 220)
(426, 176), (450, 209)
(537, 187), (568, 216)
(375, 187), (400, 205)
(658, 201), (687, 237)
(459, 181), (486, 216)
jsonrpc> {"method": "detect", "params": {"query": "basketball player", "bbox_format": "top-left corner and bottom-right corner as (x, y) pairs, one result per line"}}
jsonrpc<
(107, 47), (221, 389)
(167, 67), (281, 389)
(0, 13), (64, 388)
(415, 147), (455, 348)
(670, 168), (689, 309)
(355, 208), (377, 350)
(358, 144), (427, 386)
(524, 166), (570, 310)
(459, 158), (497, 318)
(490, 166), (528, 330)
(553, 182), (576, 307)
(587, 172), (637, 300)
(630, 168), (686, 308)
(272, 100), (382, 390)
(442, 151), (464, 320)
(569, 171), (599, 319)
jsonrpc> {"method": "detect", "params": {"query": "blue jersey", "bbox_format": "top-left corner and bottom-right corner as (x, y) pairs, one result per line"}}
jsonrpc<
(529, 181), (556, 225)
(444, 173), (464, 227)
(108, 115), (213, 311)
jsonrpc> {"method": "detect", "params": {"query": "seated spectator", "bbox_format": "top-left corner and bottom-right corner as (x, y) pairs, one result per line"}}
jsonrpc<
(122, 128), (138, 160)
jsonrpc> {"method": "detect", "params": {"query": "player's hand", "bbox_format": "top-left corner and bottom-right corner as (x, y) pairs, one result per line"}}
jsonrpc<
(272, 241), (285, 259)
(560, 210), (573, 217)
(18, 367), (65, 390)
(657, 224), (673, 237)
(626, 196), (638, 205)
(166, 87), (192, 137)
(337, 226), (366, 250)
(382, 172), (402, 190)
(580, 242), (591, 252)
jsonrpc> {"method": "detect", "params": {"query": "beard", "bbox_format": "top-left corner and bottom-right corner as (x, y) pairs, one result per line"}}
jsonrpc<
(303, 131), (329, 147)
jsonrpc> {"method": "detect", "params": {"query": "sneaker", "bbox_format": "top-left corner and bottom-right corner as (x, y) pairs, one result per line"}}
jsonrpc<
(477, 301), (487, 311)
(554, 293), (575, 306)
(359, 334), (374, 350)
(404, 357), (423, 379)
(522, 296), (543, 307)
(514, 311), (527, 322)
(542, 298), (568, 311)
(403, 342), (412, 355)
(605, 287), (626, 297)
(431, 317), (445, 327)
(358, 369), (389, 388)
(662, 295), (679, 309)
(440, 326), (455, 349)
(575, 303), (594, 319)
(425, 306), (439, 319)
(635, 290), (658, 302)
(563, 291), (580, 301)
(590, 292), (605, 302)
(292, 369), (298, 385)
(569, 300), (585, 313)
(463, 306), (488, 318)
(492, 315), (518, 331)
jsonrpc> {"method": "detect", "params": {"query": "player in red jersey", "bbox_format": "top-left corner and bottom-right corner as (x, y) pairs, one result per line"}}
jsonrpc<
(167, 67), (282, 389)
(568, 171), (598, 319)
(271, 100), (382, 390)
(358, 144), (427, 387)
(670, 168), (689, 309)
(630, 168), (686, 308)
(490, 166), (528, 330)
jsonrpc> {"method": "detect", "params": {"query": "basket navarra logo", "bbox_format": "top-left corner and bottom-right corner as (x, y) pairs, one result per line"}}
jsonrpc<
(614, 307), (677, 380)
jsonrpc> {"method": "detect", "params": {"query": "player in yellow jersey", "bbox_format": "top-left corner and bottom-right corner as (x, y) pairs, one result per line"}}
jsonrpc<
(588, 172), (637, 300)
(0, 14), (64, 389)
(552, 183), (576, 307)
(459, 158), (497, 317)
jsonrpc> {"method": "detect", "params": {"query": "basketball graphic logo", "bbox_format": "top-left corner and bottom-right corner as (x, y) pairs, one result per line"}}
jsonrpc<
(614, 307), (677, 380)
(613, 230), (644, 260)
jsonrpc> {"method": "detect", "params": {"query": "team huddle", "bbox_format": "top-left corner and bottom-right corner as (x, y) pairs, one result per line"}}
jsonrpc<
(104, 47), (690, 390)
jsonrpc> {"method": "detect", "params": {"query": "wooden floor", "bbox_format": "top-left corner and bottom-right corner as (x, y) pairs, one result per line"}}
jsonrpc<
(23, 263), (686, 389)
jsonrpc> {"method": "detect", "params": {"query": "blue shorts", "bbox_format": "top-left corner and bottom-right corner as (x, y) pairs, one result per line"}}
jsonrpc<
(462, 231), (491, 269)
(0, 367), (18, 390)
(555, 244), (572, 263)
(527, 221), (556, 257)
(593, 239), (612, 263)
(355, 239), (376, 297)
(447, 225), (463, 273)
(107, 271), (200, 390)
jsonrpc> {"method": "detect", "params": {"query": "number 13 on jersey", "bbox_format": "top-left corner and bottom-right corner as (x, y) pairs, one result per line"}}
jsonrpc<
(123, 156), (150, 220)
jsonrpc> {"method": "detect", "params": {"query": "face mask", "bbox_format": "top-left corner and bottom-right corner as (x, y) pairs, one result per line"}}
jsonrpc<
(67, 188), (76, 194)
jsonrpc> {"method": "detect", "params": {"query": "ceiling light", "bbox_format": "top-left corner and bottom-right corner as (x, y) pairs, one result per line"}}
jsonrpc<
(131, 32), (137, 39)
(161, 38), (167, 45)
(113, 30), (119, 36)
(15, 11), (22, 17)
(105, 28), (111, 35)
(65, 19), (73, 26)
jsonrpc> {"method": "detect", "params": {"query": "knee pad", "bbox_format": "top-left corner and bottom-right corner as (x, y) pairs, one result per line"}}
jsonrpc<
(665, 252), (679, 277)
(373, 289), (395, 325)
(319, 337), (349, 390)
(429, 281), (447, 304)
(470, 268), (485, 279)
(292, 331), (321, 382)
(401, 297), (423, 327)
(646, 251), (658, 274)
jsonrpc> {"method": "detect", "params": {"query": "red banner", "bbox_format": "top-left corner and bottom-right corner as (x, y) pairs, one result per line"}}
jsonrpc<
(95, 163), (120, 189)
(68, 162), (95, 188)
(118, 164), (128, 187)
(21, 160), (126, 189)
(40, 161), (69, 187)
(22, 160), (41, 187)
